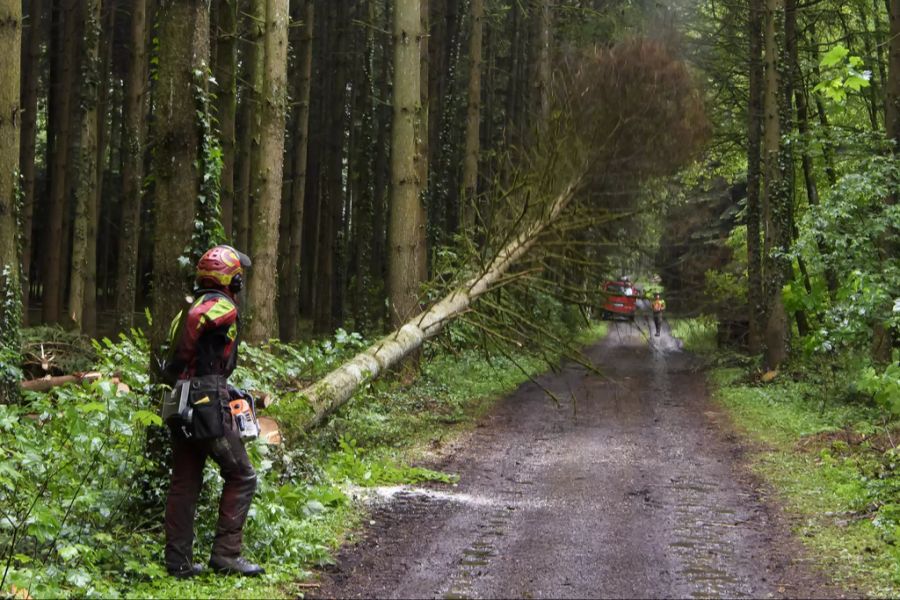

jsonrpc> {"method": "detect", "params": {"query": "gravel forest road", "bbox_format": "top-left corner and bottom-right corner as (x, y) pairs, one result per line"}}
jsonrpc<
(312, 322), (845, 599)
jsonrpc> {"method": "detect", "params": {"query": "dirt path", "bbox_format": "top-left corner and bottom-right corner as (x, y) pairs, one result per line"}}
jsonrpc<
(312, 322), (843, 599)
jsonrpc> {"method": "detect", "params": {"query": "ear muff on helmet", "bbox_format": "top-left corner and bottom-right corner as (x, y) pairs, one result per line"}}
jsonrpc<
(229, 273), (244, 294)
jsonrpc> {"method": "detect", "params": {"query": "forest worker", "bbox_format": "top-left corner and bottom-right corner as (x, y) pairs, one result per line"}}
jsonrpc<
(157, 245), (264, 579)
(651, 292), (666, 337)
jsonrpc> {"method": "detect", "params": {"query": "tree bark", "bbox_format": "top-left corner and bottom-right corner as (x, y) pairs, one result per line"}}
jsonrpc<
(237, 0), (266, 253)
(281, 0), (313, 341)
(533, 0), (552, 127)
(747, 0), (765, 353)
(762, 0), (791, 369)
(214, 0), (238, 239)
(116, 0), (148, 330)
(149, 0), (209, 349)
(246, 0), (289, 343)
(67, 0), (102, 333)
(0, 0), (22, 402)
(19, 0), (42, 325)
(388, 0), (427, 327)
(460, 0), (483, 232)
(42, 0), (79, 324)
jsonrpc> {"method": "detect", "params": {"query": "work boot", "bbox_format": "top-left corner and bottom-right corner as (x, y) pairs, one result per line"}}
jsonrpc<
(168, 563), (204, 579)
(209, 555), (265, 577)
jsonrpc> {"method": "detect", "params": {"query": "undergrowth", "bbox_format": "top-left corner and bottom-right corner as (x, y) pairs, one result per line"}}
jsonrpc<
(1, 321), (606, 598)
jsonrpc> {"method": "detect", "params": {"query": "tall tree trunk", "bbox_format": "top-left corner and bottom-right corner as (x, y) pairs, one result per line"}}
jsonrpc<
(762, 0), (791, 369)
(281, 0), (313, 341)
(370, 0), (391, 326)
(214, 0), (237, 239)
(246, 0), (288, 342)
(42, 0), (79, 324)
(0, 0), (23, 403)
(237, 0), (265, 253)
(460, 0), (483, 231)
(747, 0), (765, 353)
(149, 0), (209, 349)
(19, 0), (42, 325)
(115, 0), (148, 329)
(533, 0), (552, 127)
(389, 0), (427, 327)
(68, 0), (102, 332)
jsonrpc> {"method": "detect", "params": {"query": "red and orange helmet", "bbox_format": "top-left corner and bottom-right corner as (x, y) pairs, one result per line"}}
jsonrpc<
(196, 245), (252, 292)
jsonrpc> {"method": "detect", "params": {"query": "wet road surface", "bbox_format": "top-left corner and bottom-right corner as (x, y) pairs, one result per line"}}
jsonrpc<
(312, 322), (843, 599)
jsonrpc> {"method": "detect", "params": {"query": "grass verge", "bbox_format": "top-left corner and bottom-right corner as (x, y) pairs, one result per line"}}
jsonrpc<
(675, 319), (900, 597)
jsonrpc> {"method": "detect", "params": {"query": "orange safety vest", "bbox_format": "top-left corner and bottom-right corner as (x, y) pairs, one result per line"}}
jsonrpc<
(652, 299), (665, 313)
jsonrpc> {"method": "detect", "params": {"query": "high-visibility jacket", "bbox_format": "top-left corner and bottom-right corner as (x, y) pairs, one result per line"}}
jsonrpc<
(651, 298), (666, 313)
(162, 290), (240, 384)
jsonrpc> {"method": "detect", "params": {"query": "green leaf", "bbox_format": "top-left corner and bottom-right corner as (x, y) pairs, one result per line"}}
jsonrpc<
(133, 410), (162, 427)
(820, 45), (849, 68)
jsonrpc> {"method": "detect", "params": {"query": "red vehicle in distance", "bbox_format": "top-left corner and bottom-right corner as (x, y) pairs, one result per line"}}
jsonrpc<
(600, 280), (638, 321)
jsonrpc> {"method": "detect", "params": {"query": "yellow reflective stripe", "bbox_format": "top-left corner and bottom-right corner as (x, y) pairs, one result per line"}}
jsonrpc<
(196, 269), (233, 285)
(227, 323), (238, 341)
(205, 297), (236, 321)
(196, 296), (237, 330)
(167, 310), (184, 344)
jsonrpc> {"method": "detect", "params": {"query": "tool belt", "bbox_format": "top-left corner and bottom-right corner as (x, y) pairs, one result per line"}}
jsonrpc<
(160, 375), (229, 440)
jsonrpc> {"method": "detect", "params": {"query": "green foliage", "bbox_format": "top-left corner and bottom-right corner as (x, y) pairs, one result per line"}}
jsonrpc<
(856, 358), (900, 416)
(1, 316), (591, 598)
(814, 44), (872, 104)
(326, 437), (457, 487)
(710, 362), (900, 594)
(669, 317), (718, 354)
(190, 67), (225, 263)
(0, 265), (23, 404)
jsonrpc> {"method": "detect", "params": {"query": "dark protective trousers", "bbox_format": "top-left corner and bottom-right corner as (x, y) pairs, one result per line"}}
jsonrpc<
(653, 312), (662, 334)
(164, 419), (257, 571)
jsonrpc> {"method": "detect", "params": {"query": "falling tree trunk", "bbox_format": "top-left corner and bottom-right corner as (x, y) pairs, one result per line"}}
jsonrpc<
(281, 0), (313, 342)
(0, 0), (22, 403)
(246, 0), (289, 343)
(67, 0), (102, 332)
(296, 177), (582, 428)
(388, 0), (427, 328)
(214, 0), (237, 238)
(762, 0), (791, 369)
(116, 0), (148, 330)
(42, 0), (79, 324)
(460, 0), (483, 232)
(19, 0), (42, 325)
(747, 0), (765, 353)
(149, 0), (209, 349)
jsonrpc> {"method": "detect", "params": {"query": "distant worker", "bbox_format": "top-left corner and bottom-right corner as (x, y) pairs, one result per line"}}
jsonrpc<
(157, 245), (264, 579)
(651, 292), (666, 337)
